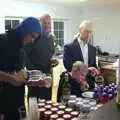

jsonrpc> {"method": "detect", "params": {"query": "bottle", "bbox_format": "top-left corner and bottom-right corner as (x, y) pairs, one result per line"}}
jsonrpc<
(21, 67), (30, 80)
(116, 56), (120, 108)
(61, 73), (71, 105)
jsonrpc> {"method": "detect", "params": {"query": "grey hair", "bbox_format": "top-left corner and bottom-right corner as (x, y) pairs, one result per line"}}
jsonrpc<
(40, 13), (51, 21)
(73, 20), (92, 39)
(79, 20), (92, 29)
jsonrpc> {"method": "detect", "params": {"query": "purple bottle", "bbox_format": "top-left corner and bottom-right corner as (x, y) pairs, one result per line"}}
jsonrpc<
(99, 84), (104, 89)
(93, 88), (98, 93)
(108, 93), (113, 100)
(107, 88), (113, 94)
(99, 84), (105, 93)
(103, 87), (108, 93)
(93, 91), (100, 103)
(111, 86), (116, 92)
(105, 86), (109, 91)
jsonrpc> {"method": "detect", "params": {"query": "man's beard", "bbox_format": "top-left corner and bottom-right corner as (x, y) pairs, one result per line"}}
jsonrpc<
(80, 36), (89, 45)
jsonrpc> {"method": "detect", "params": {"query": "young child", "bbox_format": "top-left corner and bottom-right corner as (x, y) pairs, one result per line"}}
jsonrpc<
(57, 61), (90, 102)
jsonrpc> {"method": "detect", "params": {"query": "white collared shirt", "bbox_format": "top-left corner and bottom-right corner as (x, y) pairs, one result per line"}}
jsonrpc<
(77, 37), (88, 66)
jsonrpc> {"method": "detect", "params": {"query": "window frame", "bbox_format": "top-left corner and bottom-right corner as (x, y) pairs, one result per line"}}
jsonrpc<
(4, 16), (24, 32)
(52, 19), (65, 47)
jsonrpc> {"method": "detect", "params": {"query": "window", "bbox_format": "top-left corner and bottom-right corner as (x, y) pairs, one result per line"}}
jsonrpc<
(4, 17), (24, 32)
(53, 21), (64, 47)
(5, 20), (19, 32)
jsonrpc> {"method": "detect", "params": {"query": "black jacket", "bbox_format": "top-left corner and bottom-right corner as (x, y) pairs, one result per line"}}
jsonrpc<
(0, 30), (25, 108)
(63, 39), (97, 72)
(25, 33), (54, 99)
(25, 33), (55, 73)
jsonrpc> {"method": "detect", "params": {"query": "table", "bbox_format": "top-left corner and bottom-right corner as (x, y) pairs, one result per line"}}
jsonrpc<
(101, 64), (117, 84)
(88, 98), (120, 120)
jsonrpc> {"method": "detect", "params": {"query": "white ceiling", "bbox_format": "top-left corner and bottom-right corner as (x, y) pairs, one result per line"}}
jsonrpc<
(15, 0), (120, 5)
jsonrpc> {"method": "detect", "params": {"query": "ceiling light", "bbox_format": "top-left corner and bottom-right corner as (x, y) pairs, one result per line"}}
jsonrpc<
(59, 0), (87, 2)
(79, 0), (87, 2)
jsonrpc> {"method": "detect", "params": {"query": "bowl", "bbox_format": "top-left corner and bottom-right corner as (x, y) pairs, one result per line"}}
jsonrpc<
(82, 91), (94, 98)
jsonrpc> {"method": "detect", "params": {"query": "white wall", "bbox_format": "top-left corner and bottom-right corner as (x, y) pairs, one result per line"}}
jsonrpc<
(81, 4), (120, 54)
(0, 0), (82, 44)
(1, 1), (119, 54)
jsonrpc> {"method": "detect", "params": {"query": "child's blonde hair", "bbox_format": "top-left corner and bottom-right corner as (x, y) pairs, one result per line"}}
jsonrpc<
(72, 61), (88, 74)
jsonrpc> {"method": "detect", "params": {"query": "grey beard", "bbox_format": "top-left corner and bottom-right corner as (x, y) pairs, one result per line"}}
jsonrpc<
(81, 39), (88, 46)
(43, 31), (53, 39)
(43, 30), (49, 36)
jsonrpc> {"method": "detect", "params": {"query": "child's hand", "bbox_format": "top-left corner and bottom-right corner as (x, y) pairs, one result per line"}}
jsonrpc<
(80, 81), (89, 91)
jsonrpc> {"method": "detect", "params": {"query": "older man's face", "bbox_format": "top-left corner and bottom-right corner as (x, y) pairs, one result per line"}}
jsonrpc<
(79, 26), (92, 41)
(42, 17), (51, 33)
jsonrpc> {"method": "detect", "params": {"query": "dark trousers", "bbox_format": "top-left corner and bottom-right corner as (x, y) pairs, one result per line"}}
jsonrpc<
(0, 106), (20, 120)
(0, 83), (25, 120)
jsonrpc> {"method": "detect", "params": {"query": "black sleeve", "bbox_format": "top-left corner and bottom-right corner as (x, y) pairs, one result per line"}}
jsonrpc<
(0, 36), (1, 62)
(19, 48), (26, 69)
(63, 44), (73, 72)
(51, 35), (55, 54)
(0, 38), (1, 68)
(24, 43), (37, 70)
(0, 34), (7, 70)
(92, 46), (97, 68)
(47, 34), (55, 54)
(93, 46), (97, 68)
